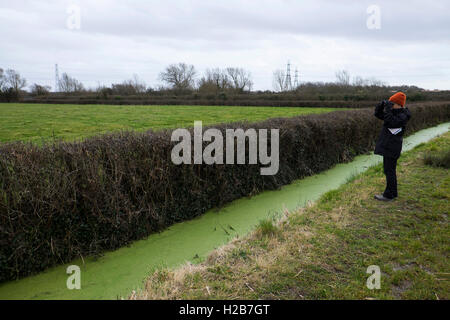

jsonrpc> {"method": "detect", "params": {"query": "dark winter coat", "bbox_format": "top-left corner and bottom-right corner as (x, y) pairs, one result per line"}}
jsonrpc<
(374, 100), (412, 159)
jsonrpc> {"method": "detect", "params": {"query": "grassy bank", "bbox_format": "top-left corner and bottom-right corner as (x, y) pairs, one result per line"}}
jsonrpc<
(0, 103), (339, 143)
(135, 132), (450, 300)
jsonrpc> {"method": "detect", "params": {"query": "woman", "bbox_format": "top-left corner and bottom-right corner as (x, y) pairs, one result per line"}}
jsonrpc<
(374, 92), (411, 201)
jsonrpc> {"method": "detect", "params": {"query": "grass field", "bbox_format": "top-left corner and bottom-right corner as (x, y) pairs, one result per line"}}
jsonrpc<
(0, 103), (340, 143)
(135, 132), (450, 300)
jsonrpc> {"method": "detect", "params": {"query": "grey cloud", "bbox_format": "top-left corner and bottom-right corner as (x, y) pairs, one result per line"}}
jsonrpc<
(71, 0), (450, 42)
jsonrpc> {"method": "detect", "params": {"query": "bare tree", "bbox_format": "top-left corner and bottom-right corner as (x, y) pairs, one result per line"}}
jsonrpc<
(5, 69), (27, 92)
(197, 76), (216, 93)
(198, 68), (231, 92)
(30, 83), (51, 96)
(129, 74), (146, 93)
(211, 68), (231, 90)
(366, 77), (386, 87)
(335, 70), (350, 86)
(272, 69), (286, 92)
(111, 74), (147, 95)
(159, 63), (197, 91)
(353, 75), (386, 87)
(111, 83), (135, 95)
(58, 72), (85, 93)
(0, 68), (26, 101)
(226, 67), (253, 92)
(353, 76), (367, 86)
(0, 68), (4, 90)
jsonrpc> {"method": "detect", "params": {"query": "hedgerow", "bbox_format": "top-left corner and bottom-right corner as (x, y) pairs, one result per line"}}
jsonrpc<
(0, 103), (449, 281)
(23, 96), (376, 108)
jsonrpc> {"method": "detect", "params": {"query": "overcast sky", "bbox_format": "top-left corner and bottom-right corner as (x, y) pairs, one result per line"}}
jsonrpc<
(1, 0), (449, 91)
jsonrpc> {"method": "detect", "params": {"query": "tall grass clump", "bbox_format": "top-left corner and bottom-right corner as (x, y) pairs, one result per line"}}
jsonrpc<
(255, 219), (279, 238)
(424, 149), (450, 169)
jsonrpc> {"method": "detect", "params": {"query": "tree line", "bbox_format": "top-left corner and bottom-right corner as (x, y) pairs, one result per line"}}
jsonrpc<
(0, 63), (254, 99)
(1, 63), (446, 103)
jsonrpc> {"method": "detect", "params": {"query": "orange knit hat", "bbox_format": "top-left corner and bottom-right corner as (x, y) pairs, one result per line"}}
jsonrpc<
(389, 92), (406, 107)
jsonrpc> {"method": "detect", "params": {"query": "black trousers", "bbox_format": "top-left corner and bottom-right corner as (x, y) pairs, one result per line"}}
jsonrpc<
(383, 156), (398, 199)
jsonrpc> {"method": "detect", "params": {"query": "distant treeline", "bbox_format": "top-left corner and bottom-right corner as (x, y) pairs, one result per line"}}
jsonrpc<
(1, 102), (449, 282)
(2, 64), (450, 106)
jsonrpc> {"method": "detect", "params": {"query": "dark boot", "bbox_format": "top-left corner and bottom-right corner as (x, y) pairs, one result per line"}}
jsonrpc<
(374, 194), (394, 202)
